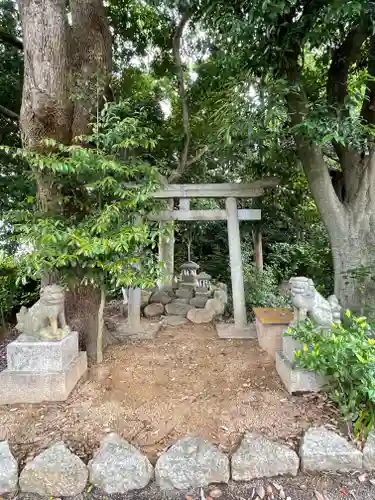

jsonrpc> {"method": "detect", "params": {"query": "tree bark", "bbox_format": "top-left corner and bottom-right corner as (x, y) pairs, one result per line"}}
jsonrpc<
(330, 211), (375, 315)
(64, 0), (113, 361)
(17, 0), (73, 148)
(17, 0), (113, 360)
(70, 0), (112, 137)
(66, 283), (116, 363)
(253, 228), (263, 272)
(274, 1), (375, 315)
(96, 286), (105, 363)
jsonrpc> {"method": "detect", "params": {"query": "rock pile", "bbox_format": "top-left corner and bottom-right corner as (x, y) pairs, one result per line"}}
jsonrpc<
(142, 282), (228, 324)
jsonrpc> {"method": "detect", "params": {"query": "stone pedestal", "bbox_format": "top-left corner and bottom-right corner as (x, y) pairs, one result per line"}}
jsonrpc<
(276, 335), (325, 394)
(253, 308), (293, 359)
(216, 323), (257, 339)
(113, 322), (161, 341)
(0, 331), (87, 404)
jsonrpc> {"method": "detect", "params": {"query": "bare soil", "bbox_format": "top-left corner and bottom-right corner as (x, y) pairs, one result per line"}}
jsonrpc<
(0, 322), (339, 467)
(11, 474), (375, 500)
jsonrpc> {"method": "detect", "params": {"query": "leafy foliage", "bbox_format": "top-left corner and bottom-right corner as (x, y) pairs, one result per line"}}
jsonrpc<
(0, 252), (39, 325)
(243, 259), (289, 310)
(0, 0), (351, 316)
(286, 314), (375, 439)
(4, 102), (164, 290)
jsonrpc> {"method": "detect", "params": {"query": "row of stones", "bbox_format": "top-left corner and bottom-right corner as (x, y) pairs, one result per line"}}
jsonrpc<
(2, 426), (375, 496)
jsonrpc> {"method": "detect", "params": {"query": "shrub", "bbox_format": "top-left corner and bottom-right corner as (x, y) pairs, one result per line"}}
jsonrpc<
(268, 239), (333, 296)
(286, 313), (375, 439)
(0, 252), (39, 326)
(243, 262), (290, 309)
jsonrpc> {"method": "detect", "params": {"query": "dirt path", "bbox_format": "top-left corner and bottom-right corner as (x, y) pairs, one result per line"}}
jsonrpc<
(1, 322), (338, 465)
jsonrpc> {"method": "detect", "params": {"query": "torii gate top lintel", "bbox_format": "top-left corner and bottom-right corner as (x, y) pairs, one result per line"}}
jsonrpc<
(152, 178), (280, 199)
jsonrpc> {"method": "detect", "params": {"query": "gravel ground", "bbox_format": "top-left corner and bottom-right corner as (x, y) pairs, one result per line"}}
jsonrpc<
(8, 473), (375, 500)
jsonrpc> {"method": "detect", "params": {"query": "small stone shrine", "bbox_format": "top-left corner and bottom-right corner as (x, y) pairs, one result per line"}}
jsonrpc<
(276, 277), (342, 393)
(0, 284), (87, 404)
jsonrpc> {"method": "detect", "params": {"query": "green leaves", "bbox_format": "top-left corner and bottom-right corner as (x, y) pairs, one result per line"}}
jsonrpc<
(243, 261), (290, 309)
(287, 316), (375, 439)
(6, 102), (164, 290)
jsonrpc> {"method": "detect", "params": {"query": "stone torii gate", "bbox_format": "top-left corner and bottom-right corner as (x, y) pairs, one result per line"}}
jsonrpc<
(149, 179), (279, 338)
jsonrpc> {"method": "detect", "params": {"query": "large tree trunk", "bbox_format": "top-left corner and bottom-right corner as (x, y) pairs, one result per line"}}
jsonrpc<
(70, 0), (112, 137)
(66, 0), (114, 362)
(330, 207), (375, 315)
(287, 82), (375, 315)
(17, 0), (72, 148)
(18, 0), (114, 362)
(297, 145), (375, 314)
(17, 0), (72, 219)
(66, 284), (117, 362)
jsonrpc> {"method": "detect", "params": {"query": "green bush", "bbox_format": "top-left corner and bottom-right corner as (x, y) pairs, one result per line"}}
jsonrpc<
(286, 313), (375, 439)
(243, 262), (290, 309)
(268, 239), (333, 296)
(0, 252), (39, 325)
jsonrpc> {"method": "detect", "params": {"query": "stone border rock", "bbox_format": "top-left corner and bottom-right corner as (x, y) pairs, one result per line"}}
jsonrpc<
(2, 426), (375, 494)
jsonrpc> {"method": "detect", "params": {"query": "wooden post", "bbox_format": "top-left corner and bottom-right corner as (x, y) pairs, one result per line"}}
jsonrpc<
(226, 197), (247, 328)
(158, 199), (175, 286)
(128, 287), (141, 332)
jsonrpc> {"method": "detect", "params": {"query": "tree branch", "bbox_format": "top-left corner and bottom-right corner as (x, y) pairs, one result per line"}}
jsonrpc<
(326, 19), (370, 190)
(361, 33), (375, 126)
(186, 145), (208, 167)
(327, 19), (371, 107)
(0, 28), (23, 50)
(169, 11), (191, 183)
(0, 104), (19, 121)
(286, 65), (345, 234)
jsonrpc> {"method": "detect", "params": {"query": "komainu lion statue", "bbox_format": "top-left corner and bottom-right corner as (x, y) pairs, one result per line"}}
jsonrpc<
(289, 277), (342, 327)
(16, 284), (70, 340)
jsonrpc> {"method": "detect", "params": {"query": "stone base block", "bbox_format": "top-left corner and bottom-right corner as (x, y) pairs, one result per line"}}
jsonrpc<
(7, 332), (78, 372)
(256, 319), (284, 359)
(275, 351), (325, 394)
(282, 335), (303, 364)
(216, 323), (257, 339)
(0, 352), (87, 405)
(114, 322), (161, 341)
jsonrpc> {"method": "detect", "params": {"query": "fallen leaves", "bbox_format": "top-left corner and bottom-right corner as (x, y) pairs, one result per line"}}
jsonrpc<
(272, 482), (283, 491)
(266, 484), (274, 496)
(315, 491), (327, 500)
(209, 487), (223, 498)
(256, 485), (266, 498)
(340, 485), (349, 496)
(358, 473), (367, 483)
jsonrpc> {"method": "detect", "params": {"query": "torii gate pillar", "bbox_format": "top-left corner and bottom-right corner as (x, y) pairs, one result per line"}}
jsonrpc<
(226, 197), (247, 328)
